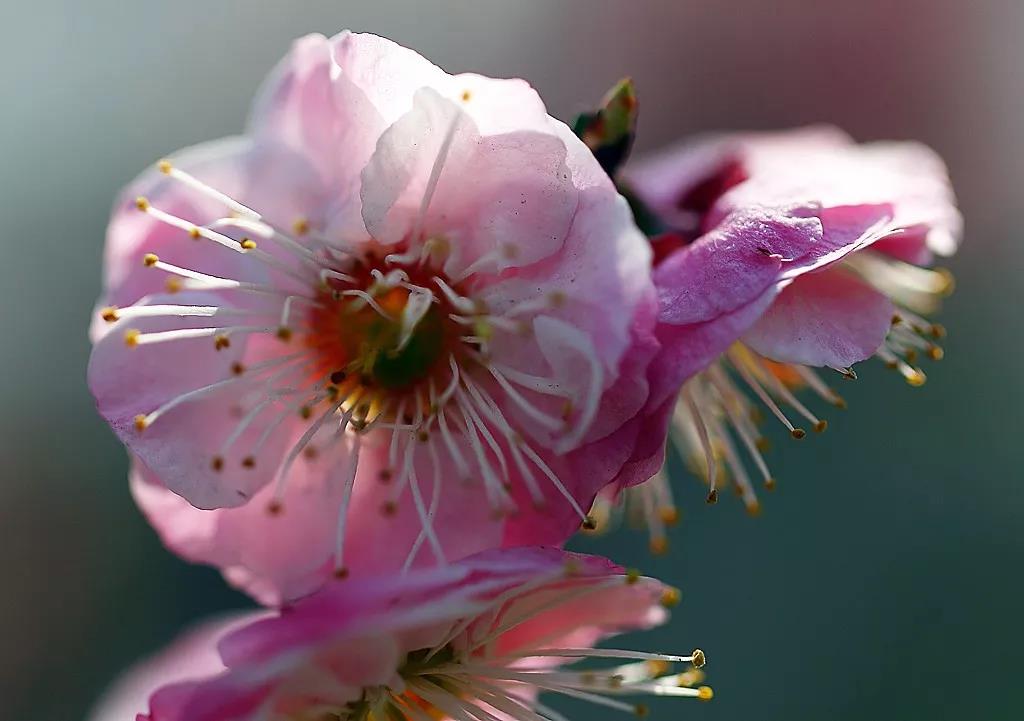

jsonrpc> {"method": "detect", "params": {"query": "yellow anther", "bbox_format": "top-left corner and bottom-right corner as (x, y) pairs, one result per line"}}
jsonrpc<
(755, 436), (771, 452)
(706, 489), (719, 505)
(124, 328), (141, 347)
(143, 253), (159, 267)
(239, 238), (257, 250)
(691, 648), (706, 668)
(927, 344), (944, 361)
(292, 217), (310, 236)
(791, 428), (807, 440)
(135, 196), (150, 211)
(745, 500), (762, 517)
(157, 159), (173, 174)
(891, 313), (903, 326)
(649, 536), (669, 555)
(133, 414), (148, 432)
(416, 430), (430, 443)
(764, 477), (777, 491)
(625, 568), (641, 585)
(211, 456), (224, 472)
(697, 685), (714, 701)
(580, 515), (598, 531)
(214, 335), (231, 351)
(165, 277), (182, 293)
(660, 586), (681, 608)
(659, 505), (680, 526)
(188, 226), (201, 239)
(832, 396), (848, 409)
(906, 369), (927, 387)
(814, 419), (828, 433)
(100, 306), (119, 322)
(930, 323), (947, 339)
(905, 349), (919, 363)
(461, 89), (472, 102)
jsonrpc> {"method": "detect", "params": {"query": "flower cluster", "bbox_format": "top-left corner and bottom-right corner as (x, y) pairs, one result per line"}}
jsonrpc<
(87, 31), (959, 721)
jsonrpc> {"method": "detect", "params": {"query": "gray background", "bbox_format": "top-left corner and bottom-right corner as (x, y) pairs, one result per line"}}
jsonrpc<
(1, 1), (1021, 719)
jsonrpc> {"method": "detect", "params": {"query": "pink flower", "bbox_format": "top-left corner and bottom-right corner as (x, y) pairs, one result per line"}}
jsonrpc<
(617, 126), (960, 523)
(88, 32), (660, 600)
(89, 548), (710, 721)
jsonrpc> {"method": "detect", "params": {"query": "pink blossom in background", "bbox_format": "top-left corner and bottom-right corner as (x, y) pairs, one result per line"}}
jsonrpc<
(87, 31), (666, 601)
(612, 127), (960, 530)
(89, 548), (710, 721)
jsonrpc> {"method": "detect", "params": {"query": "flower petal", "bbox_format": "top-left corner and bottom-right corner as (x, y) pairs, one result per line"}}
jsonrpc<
(88, 292), (297, 509)
(359, 87), (576, 275)
(742, 266), (894, 368)
(88, 615), (251, 721)
(94, 139), (325, 341)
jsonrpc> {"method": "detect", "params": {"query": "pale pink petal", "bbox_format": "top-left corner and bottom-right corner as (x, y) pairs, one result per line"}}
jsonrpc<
(88, 292), (298, 508)
(88, 615), (252, 721)
(742, 266), (894, 367)
(359, 87), (576, 276)
(481, 187), (652, 382)
(328, 31), (448, 126)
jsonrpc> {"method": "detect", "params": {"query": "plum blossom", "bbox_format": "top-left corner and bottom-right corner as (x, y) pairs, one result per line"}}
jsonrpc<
(87, 32), (661, 600)
(89, 548), (710, 721)
(615, 126), (960, 531)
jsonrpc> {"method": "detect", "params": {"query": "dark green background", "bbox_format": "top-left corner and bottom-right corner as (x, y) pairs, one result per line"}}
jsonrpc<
(2, 2), (1020, 719)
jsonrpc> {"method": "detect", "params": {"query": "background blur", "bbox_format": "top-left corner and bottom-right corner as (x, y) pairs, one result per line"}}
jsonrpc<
(2, 1), (1021, 719)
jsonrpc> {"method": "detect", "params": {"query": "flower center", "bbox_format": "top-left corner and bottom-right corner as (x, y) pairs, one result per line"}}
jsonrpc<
(303, 260), (457, 394)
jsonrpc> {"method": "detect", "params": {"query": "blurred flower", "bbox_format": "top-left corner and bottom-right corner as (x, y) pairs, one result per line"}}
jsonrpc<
(87, 32), (663, 601)
(90, 548), (710, 721)
(616, 127), (960, 532)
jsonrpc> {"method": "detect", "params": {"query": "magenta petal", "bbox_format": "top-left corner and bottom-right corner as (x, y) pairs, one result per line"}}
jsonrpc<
(743, 267), (894, 368)
(654, 209), (823, 326)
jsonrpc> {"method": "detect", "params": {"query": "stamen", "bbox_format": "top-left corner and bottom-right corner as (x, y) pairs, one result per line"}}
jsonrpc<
(410, 107), (464, 244)
(433, 276), (477, 314)
(680, 383), (718, 500)
(133, 352), (300, 430)
(727, 349), (805, 438)
(156, 160), (259, 220)
(484, 365), (566, 433)
(270, 397), (346, 508)
(338, 290), (394, 320)
(332, 434), (361, 575)
(125, 325), (276, 347)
